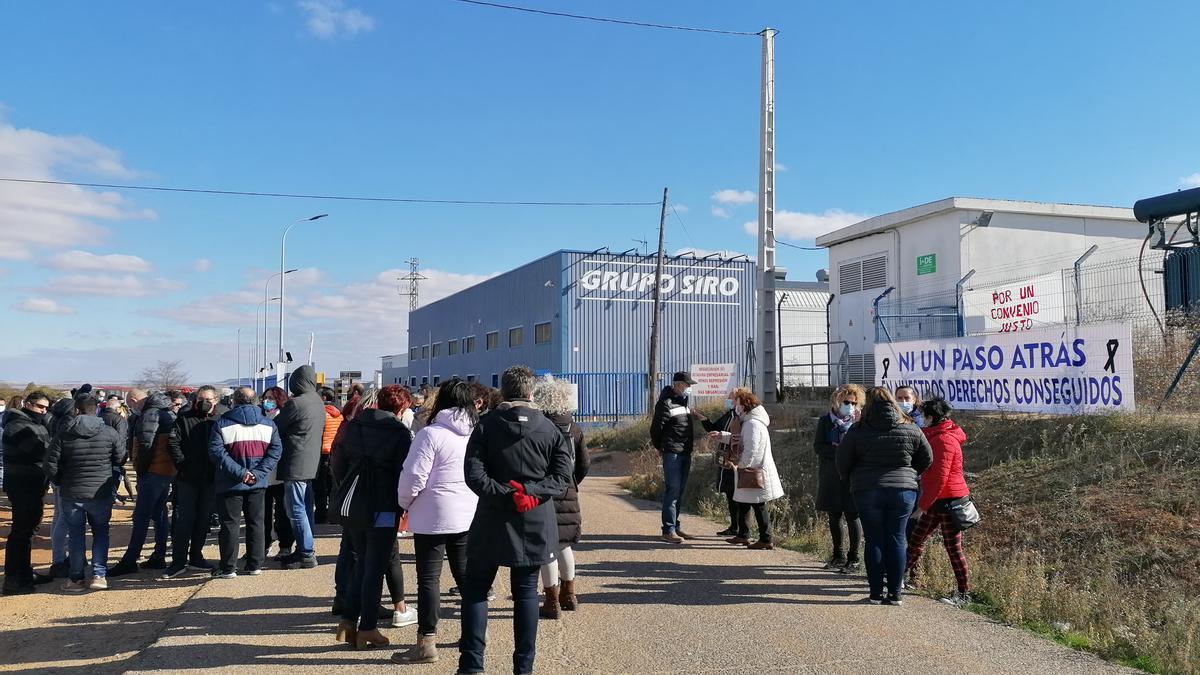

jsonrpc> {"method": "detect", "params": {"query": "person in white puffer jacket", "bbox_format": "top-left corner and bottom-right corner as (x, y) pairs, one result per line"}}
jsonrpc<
(709, 387), (784, 550)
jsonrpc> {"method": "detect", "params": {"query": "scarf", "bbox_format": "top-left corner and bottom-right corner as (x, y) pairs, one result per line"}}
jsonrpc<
(829, 412), (854, 446)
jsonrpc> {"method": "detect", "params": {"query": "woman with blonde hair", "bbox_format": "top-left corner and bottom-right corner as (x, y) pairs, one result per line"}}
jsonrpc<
(531, 376), (590, 619)
(709, 388), (783, 549)
(813, 383), (864, 573)
(836, 386), (932, 606)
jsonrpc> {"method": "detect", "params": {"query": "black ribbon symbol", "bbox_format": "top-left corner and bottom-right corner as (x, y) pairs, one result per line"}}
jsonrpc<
(882, 357), (891, 379)
(1103, 339), (1119, 373)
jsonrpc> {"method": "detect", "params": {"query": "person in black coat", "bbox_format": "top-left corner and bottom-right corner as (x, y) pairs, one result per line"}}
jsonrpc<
(163, 386), (227, 578)
(43, 395), (123, 591)
(649, 371), (707, 543)
(836, 387), (933, 606)
(814, 384), (865, 573)
(702, 406), (740, 537)
(531, 376), (591, 619)
(2, 391), (53, 595)
(330, 384), (413, 650)
(458, 366), (573, 675)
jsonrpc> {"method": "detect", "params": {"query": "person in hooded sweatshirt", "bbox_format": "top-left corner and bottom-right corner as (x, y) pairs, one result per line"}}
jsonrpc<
(456, 366), (573, 675)
(162, 385), (228, 578)
(108, 391), (177, 576)
(2, 391), (53, 595)
(530, 376), (590, 621)
(208, 387), (283, 578)
(709, 388), (784, 550)
(273, 365), (327, 570)
(836, 386), (933, 607)
(649, 371), (707, 544)
(905, 396), (972, 606)
(43, 395), (124, 592)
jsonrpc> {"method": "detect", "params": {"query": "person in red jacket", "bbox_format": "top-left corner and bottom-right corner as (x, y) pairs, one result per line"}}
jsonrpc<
(905, 396), (971, 606)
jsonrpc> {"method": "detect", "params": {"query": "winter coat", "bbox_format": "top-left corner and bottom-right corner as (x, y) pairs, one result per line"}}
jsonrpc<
(169, 404), (228, 484)
(814, 412), (856, 513)
(274, 365), (326, 481)
(650, 386), (695, 454)
(321, 405), (343, 456)
(918, 420), (970, 512)
(133, 392), (176, 475)
(2, 408), (52, 490)
(208, 404), (283, 494)
(48, 399), (75, 437)
(330, 407), (412, 521)
(836, 400), (933, 494)
(703, 409), (740, 496)
(464, 401), (573, 568)
(43, 414), (123, 501)
(397, 408), (479, 535)
(545, 411), (590, 548)
(100, 409), (128, 448)
(717, 406), (784, 504)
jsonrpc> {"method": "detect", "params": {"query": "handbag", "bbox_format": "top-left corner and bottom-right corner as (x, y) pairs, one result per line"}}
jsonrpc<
(942, 495), (981, 531)
(736, 467), (765, 490)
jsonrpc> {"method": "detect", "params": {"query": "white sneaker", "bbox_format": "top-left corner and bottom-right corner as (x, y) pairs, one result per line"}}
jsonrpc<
(89, 576), (108, 590)
(392, 607), (418, 628)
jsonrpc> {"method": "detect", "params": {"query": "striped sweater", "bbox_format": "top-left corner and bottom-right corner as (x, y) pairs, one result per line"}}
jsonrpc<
(208, 404), (283, 494)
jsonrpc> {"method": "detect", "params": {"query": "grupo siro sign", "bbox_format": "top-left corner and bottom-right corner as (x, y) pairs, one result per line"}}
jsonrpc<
(575, 261), (746, 304)
(874, 323), (1134, 414)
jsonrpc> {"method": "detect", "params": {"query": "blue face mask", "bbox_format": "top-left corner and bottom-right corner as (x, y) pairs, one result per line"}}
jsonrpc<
(723, 399), (733, 410)
(263, 400), (277, 412)
(838, 403), (854, 418)
(898, 402), (914, 414)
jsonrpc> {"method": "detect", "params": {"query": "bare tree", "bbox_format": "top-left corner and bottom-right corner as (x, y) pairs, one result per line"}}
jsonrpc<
(135, 359), (189, 390)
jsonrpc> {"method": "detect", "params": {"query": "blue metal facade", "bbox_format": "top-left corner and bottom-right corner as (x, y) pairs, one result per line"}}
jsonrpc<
(406, 250), (756, 417)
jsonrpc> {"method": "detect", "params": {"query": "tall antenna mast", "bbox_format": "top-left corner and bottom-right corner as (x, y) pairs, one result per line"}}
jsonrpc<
(756, 27), (778, 401)
(398, 257), (427, 311)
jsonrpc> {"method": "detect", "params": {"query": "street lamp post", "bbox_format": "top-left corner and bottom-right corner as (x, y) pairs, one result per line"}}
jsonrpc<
(263, 268), (298, 371)
(257, 296), (281, 391)
(279, 214), (328, 363)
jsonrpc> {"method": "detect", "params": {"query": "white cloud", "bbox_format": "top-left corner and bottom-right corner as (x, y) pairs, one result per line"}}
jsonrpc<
(192, 258), (213, 273)
(673, 247), (749, 260)
(297, 0), (376, 39)
(776, 163), (788, 172)
(711, 206), (731, 219)
(44, 249), (153, 273)
(0, 108), (154, 259)
(133, 328), (174, 339)
(672, 203), (690, 213)
(741, 208), (872, 241)
(14, 297), (75, 315)
(44, 273), (185, 297)
(1182, 173), (1200, 188)
(711, 189), (756, 205)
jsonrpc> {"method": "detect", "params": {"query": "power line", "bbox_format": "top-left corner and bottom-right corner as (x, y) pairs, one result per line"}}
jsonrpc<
(777, 239), (822, 251)
(670, 204), (696, 248)
(449, 0), (760, 37)
(0, 177), (660, 207)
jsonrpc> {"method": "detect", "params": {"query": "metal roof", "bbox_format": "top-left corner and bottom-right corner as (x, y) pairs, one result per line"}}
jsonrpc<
(815, 197), (1138, 248)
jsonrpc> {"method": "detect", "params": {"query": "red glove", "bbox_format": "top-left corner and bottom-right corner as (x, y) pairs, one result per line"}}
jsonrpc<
(508, 480), (538, 513)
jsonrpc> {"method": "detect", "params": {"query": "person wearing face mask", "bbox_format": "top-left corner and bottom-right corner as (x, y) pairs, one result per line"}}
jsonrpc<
(162, 385), (228, 578)
(894, 386), (923, 428)
(260, 386), (296, 560)
(709, 388), (783, 549)
(702, 398), (742, 537)
(2, 391), (53, 595)
(814, 384), (866, 574)
(650, 371), (706, 544)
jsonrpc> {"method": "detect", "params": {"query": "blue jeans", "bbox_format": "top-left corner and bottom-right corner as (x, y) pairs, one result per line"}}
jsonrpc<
(660, 451), (692, 535)
(121, 473), (172, 563)
(854, 487), (917, 598)
(284, 480), (315, 556)
(63, 496), (112, 581)
(458, 562), (541, 675)
(51, 490), (69, 564)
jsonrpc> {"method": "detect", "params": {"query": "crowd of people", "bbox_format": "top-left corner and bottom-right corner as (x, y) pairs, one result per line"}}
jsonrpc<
(1, 364), (974, 674)
(1, 365), (589, 674)
(650, 372), (974, 608)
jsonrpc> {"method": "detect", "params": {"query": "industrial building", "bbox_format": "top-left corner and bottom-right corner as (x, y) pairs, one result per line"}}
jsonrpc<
(816, 197), (1163, 385)
(382, 249), (757, 419)
(777, 274), (832, 388)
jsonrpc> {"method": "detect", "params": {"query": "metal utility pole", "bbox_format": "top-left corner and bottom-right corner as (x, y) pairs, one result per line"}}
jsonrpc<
(647, 187), (669, 415)
(399, 258), (427, 311)
(755, 28), (778, 401)
(237, 328), (241, 387)
(279, 214), (328, 363)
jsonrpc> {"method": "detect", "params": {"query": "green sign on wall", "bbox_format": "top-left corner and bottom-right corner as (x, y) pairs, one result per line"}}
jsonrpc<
(917, 253), (937, 275)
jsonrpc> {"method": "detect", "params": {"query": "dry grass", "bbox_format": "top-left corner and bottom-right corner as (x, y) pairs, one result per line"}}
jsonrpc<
(618, 410), (1200, 674)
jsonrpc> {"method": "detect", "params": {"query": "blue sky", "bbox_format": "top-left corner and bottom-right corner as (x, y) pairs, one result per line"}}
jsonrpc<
(1, 0), (1198, 384)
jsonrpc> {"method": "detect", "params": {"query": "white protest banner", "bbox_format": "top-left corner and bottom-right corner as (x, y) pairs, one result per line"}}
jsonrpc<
(689, 363), (737, 397)
(874, 323), (1134, 414)
(962, 273), (1066, 334)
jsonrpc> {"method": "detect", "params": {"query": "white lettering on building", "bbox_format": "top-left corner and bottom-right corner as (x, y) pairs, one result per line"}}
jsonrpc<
(579, 269), (739, 297)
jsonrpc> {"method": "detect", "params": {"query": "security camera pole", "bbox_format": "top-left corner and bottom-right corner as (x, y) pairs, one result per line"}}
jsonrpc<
(647, 187), (669, 415)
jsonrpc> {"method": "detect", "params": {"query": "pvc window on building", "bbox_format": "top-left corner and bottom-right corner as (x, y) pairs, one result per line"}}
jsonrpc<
(410, 377), (417, 387)
(486, 332), (499, 350)
(467, 374), (477, 383)
(433, 376), (440, 386)
(534, 322), (552, 345)
(431, 342), (441, 358)
(421, 345), (429, 359)
(509, 326), (523, 348)
(410, 347), (418, 361)
(448, 339), (459, 356)
(464, 336), (476, 353)
(492, 373), (499, 388)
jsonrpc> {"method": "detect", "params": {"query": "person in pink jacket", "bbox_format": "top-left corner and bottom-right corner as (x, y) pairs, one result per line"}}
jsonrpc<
(905, 396), (971, 606)
(392, 380), (481, 665)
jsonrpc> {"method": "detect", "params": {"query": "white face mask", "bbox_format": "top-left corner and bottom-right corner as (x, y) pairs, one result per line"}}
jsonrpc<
(682, 386), (692, 397)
